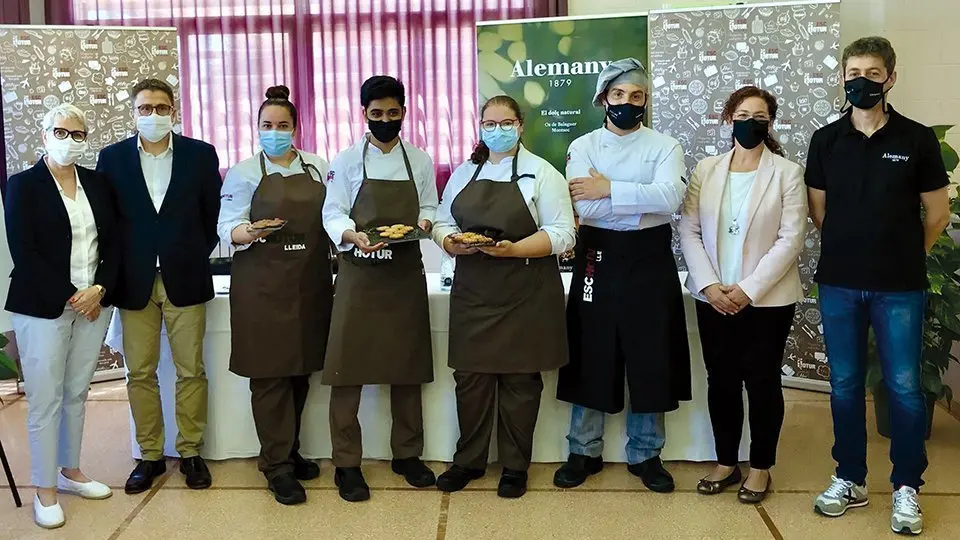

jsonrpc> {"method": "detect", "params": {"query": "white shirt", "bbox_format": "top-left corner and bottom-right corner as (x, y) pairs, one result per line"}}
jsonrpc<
(54, 169), (99, 290)
(717, 170), (757, 286)
(322, 136), (438, 252)
(566, 126), (686, 231)
(433, 146), (577, 255)
(218, 151), (330, 252)
(138, 135), (173, 267)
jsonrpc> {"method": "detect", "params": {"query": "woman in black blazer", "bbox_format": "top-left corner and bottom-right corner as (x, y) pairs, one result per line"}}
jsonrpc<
(4, 104), (119, 529)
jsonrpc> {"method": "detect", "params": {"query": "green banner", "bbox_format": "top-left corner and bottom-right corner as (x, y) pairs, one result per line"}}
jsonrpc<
(477, 15), (649, 172)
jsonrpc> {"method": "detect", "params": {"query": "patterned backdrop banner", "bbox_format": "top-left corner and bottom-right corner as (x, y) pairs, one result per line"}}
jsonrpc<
(649, 1), (841, 385)
(0, 25), (182, 374)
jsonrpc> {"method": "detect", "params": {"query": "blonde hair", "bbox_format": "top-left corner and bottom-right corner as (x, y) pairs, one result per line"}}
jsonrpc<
(41, 103), (87, 132)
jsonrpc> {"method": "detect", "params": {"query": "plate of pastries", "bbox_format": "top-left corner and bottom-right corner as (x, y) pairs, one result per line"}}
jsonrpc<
(450, 231), (498, 247)
(367, 224), (429, 244)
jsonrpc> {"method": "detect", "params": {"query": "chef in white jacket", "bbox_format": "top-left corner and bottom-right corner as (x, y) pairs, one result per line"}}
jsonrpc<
(554, 58), (692, 493)
(320, 76), (438, 503)
(432, 94), (575, 498)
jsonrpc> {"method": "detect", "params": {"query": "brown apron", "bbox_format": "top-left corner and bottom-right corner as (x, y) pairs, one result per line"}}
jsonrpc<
(448, 150), (569, 374)
(322, 139), (433, 386)
(229, 152), (333, 378)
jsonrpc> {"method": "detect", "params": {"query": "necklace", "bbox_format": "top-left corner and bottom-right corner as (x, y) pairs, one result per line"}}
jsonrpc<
(725, 173), (753, 236)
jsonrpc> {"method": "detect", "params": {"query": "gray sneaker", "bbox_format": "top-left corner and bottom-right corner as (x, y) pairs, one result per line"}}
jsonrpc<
(814, 476), (869, 517)
(891, 486), (923, 535)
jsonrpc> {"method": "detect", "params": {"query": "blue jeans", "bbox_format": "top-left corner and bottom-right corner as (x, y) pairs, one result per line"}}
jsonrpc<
(567, 405), (665, 464)
(819, 285), (928, 489)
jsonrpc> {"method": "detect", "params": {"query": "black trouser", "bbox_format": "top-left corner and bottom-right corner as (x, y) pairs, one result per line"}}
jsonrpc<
(249, 374), (311, 479)
(695, 302), (796, 469)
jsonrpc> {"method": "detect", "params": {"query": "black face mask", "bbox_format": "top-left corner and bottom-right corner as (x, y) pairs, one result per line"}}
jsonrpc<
(844, 76), (888, 110)
(606, 103), (645, 130)
(732, 118), (769, 150)
(368, 119), (402, 143)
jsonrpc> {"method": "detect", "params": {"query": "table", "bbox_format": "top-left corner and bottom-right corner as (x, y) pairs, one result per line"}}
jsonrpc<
(106, 264), (750, 463)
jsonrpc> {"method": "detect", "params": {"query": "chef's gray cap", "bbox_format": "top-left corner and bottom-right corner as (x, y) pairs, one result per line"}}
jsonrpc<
(592, 58), (649, 107)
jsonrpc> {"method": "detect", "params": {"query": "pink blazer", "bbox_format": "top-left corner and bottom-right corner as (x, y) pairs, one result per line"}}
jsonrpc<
(679, 147), (808, 307)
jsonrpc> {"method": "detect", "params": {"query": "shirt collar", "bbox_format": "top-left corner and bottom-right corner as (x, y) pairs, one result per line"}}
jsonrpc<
(838, 104), (903, 137)
(137, 133), (174, 156)
(600, 124), (646, 145)
(50, 165), (82, 194)
(359, 135), (403, 156)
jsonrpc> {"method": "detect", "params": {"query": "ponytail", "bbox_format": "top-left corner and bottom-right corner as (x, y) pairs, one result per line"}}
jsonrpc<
(470, 140), (490, 165)
(764, 133), (786, 157)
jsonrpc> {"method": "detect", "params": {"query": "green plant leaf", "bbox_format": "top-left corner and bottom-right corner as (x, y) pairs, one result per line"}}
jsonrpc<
(0, 351), (18, 380)
(943, 141), (960, 173)
(932, 125), (954, 141)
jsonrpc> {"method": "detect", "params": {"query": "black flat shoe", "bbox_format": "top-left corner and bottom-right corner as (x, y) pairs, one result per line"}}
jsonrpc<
(391, 457), (436, 488)
(436, 465), (485, 493)
(179, 456), (212, 490)
(268, 472), (307, 505)
(628, 456), (675, 493)
(292, 454), (320, 481)
(553, 454), (604, 489)
(497, 468), (528, 499)
(334, 467), (370, 502)
(738, 475), (772, 504)
(697, 466), (743, 495)
(124, 460), (166, 495)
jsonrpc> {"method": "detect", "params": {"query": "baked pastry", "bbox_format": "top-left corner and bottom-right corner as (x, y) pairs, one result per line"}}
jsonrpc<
(454, 232), (495, 245)
(377, 226), (390, 232)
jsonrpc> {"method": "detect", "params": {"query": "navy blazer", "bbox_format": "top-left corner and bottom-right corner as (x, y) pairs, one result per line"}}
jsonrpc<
(4, 160), (120, 319)
(96, 134), (221, 310)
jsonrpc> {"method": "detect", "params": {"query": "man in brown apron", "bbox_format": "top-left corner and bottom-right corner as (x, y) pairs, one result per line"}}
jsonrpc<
(434, 148), (569, 499)
(321, 75), (436, 502)
(226, 151), (333, 505)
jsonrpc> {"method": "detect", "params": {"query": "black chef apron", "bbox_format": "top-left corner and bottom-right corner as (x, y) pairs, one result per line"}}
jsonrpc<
(229, 152), (333, 378)
(557, 224), (691, 414)
(322, 138), (433, 386)
(448, 151), (568, 374)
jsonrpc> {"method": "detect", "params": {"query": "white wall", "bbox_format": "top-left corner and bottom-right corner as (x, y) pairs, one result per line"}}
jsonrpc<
(29, 0), (44, 24)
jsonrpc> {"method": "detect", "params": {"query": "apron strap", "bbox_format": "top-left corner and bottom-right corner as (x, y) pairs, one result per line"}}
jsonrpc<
(361, 137), (416, 183)
(258, 151), (268, 178)
(259, 149), (315, 179)
(468, 146), (533, 184)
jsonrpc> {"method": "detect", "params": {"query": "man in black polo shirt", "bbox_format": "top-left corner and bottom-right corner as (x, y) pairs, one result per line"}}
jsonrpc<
(806, 37), (950, 536)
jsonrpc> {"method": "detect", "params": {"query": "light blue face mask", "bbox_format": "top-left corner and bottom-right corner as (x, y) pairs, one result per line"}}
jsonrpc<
(481, 125), (520, 154)
(259, 129), (293, 157)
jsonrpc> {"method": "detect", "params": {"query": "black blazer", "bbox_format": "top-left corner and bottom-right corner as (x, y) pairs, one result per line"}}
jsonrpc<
(96, 134), (221, 310)
(4, 160), (120, 319)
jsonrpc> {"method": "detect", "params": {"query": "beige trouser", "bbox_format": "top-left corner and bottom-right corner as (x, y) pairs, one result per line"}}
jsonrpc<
(121, 273), (207, 461)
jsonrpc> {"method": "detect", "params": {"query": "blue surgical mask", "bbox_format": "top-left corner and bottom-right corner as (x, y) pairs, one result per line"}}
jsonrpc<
(259, 129), (293, 157)
(481, 125), (519, 154)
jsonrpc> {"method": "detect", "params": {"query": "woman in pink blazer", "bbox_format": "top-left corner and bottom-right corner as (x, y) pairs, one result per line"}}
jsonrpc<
(679, 86), (807, 504)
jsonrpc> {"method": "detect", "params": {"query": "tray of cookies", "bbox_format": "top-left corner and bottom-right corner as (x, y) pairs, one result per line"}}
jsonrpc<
(249, 218), (288, 233)
(366, 223), (429, 244)
(449, 230), (498, 247)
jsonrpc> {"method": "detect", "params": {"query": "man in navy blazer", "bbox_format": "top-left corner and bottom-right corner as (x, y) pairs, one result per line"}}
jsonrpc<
(96, 79), (220, 494)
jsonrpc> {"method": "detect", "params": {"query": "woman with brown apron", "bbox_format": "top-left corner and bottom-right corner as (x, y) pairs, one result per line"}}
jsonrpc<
(433, 96), (576, 498)
(320, 76), (438, 502)
(217, 86), (333, 505)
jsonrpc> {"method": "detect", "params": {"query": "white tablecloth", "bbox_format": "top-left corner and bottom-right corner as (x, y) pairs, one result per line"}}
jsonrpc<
(106, 268), (750, 463)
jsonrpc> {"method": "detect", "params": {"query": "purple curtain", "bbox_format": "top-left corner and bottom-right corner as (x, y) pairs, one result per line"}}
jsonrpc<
(68, 0), (567, 190)
(45, 0), (75, 25)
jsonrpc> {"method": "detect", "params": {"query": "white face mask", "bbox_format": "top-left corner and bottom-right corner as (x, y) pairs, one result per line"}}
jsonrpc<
(137, 113), (173, 143)
(45, 137), (88, 166)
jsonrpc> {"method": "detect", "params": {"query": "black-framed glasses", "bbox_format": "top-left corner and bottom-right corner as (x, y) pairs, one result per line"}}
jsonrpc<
(50, 127), (88, 142)
(480, 119), (520, 132)
(137, 104), (173, 117)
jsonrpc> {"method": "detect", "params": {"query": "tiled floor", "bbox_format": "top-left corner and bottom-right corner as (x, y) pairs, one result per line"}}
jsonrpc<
(1, 382), (959, 539)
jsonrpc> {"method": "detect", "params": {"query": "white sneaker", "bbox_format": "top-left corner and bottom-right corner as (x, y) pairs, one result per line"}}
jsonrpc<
(892, 486), (923, 535)
(57, 471), (113, 500)
(33, 494), (65, 529)
(814, 475), (869, 517)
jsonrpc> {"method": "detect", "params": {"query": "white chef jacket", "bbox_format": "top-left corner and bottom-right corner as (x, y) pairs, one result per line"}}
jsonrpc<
(53, 169), (99, 290)
(322, 136), (438, 252)
(139, 135), (173, 267)
(433, 146), (577, 256)
(566, 126), (686, 231)
(218, 150), (330, 252)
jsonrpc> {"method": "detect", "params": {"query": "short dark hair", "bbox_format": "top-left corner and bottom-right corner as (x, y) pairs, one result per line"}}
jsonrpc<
(360, 76), (405, 108)
(842, 36), (897, 74)
(259, 85), (298, 128)
(132, 78), (175, 104)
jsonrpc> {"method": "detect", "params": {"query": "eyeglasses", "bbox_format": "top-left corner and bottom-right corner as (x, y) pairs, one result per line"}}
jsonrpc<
(480, 119), (519, 132)
(137, 104), (173, 117)
(50, 127), (88, 142)
(733, 112), (771, 122)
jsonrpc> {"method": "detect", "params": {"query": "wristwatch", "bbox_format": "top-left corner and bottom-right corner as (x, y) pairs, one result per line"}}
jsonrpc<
(94, 285), (106, 298)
